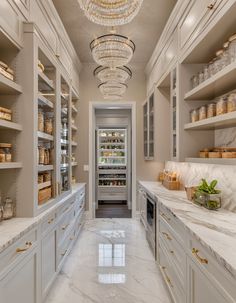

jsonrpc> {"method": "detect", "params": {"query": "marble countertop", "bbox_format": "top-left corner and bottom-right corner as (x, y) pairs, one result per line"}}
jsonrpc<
(0, 183), (86, 254)
(139, 181), (236, 279)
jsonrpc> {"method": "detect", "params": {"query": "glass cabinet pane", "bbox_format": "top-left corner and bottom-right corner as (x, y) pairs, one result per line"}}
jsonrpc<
(149, 93), (154, 158)
(143, 103), (148, 158)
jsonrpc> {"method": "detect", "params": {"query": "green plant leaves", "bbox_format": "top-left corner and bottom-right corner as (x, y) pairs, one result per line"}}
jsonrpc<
(196, 178), (221, 194)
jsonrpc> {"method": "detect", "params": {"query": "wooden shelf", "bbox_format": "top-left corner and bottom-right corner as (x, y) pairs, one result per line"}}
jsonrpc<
(72, 162), (78, 167)
(61, 108), (68, 116)
(71, 124), (77, 131)
(61, 93), (69, 101)
(38, 165), (54, 172)
(38, 131), (54, 141)
(184, 112), (236, 130)
(72, 104), (78, 113)
(38, 94), (54, 108)
(99, 149), (125, 152)
(0, 119), (22, 131)
(98, 185), (126, 188)
(0, 162), (22, 169)
(0, 74), (22, 94)
(71, 141), (77, 147)
(61, 139), (69, 145)
(38, 181), (51, 190)
(185, 157), (236, 165)
(61, 163), (69, 168)
(185, 61), (236, 100)
(38, 72), (54, 91)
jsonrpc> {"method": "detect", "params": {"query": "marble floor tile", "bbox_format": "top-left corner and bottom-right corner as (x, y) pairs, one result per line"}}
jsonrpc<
(45, 219), (171, 303)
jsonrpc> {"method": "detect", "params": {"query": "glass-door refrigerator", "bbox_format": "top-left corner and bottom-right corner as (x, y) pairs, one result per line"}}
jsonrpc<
(97, 128), (128, 202)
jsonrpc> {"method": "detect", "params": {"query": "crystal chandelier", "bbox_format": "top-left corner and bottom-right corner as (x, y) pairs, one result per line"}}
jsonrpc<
(90, 34), (135, 68)
(98, 81), (127, 100)
(78, 0), (143, 26)
(94, 65), (132, 83)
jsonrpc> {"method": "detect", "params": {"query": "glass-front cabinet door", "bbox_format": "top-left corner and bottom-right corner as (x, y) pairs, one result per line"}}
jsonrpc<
(143, 92), (154, 160)
(143, 102), (148, 159)
(149, 94), (154, 159)
(60, 76), (71, 194)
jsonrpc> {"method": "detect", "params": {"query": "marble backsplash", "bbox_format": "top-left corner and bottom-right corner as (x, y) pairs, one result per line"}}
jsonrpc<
(165, 161), (236, 212)
(215, 127), (236, 147)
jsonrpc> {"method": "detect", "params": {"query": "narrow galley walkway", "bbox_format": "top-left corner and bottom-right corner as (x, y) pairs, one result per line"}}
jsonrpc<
(45, 219), (171, 303)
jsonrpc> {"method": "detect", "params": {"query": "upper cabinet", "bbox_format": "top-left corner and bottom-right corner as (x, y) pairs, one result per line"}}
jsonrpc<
(143, 93), (154, 160)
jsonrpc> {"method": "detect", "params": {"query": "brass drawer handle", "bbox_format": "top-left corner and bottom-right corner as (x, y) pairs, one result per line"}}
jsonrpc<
(61, 249), (67, 257)
(161, 213), (171, 221)
(62, 224), (69, 230)
(162, 232), (172, 241)
(162, 266), (173, 288)
(170, 250), (174, 254)
(16, 241), (32, 253)
(48, 218), (54, 224)
(192, 248), (208, 264)
(207, 1), (216, 10)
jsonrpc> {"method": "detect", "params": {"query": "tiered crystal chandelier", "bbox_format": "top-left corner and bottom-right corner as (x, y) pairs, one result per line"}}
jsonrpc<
(98, 81), (127, 100)
(78, 0), (143, 26)
(94, 65), (132, 83)
(90, 34), (135, 68)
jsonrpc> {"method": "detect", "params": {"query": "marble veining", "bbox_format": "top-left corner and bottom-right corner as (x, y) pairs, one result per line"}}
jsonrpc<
(45, 218), (171, 303)
(139, 181), (236, 279)
(0, 183), (85, 254)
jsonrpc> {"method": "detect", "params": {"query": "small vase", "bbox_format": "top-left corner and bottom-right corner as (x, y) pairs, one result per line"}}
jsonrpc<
(194, 191), (221, 210)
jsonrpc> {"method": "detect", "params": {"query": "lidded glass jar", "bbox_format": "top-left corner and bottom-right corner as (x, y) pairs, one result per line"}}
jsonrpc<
(228, 34), (236, 63)
(190, 108), (199, 123)
(203, 64), (209, 81)
(198, 70), (204, 84)
(191, 75), (199, 89)
(227, 92), (236, 112)
(199, 105), (207, 120)
(207, 103), (216, 118)
(216, 96), (227, 115)
(215, 49), (224, 73)
(223, 41), (230, 67)
(209, 58), (216, 77)
(3, 197), (14, 220)
(38, 108), (44, 132)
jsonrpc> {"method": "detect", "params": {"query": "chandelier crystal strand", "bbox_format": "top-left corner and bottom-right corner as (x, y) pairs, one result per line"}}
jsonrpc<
(98, 81), (127, 100)
(78, 0), (143, 26)
(94, 66), (132, 83)
(90, 34), (135, 68)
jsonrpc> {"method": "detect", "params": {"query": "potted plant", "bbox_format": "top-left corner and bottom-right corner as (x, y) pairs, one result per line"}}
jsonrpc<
(194, 179), (221, 210)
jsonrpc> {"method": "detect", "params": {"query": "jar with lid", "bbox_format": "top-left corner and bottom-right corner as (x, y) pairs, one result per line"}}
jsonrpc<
(0, 143), (12, 162)
(207, 103), (216, 118)
(3, 197), (14, 220)
(44, 115), (53, 135)
(38, 109), (44, 132)
(191, 75), (199, 89)
(190, 109), (199, 123)
(227, 92), (236, 112)
(216, 97), (227, 115)
(199, 105), (207, 120)
(223, 41), (230, 67)
(198, 70), (204, 85)
(203, 64), (209, 81)
(228, 34), (236, 63)
(38, 146), (45, 164)
(214, 50), (224, 73)
(209, 59), (216, 77)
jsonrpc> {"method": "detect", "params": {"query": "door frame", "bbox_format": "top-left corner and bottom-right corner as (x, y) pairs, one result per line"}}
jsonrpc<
(89, 101), (137, 219)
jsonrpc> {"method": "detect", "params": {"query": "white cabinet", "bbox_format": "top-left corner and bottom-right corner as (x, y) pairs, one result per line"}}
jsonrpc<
(41, 229), (57, 299)
(0, 247), (39, 303)
(138, 187), (147, 228)
(143, 93), (154, 160)
(187, 257), (229, 303)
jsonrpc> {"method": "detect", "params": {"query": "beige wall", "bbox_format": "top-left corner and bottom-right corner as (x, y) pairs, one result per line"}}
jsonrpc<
(78, 63), (164, 210)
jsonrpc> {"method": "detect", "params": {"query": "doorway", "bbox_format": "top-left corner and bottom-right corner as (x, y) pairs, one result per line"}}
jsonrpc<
(89, 102), (136, 219)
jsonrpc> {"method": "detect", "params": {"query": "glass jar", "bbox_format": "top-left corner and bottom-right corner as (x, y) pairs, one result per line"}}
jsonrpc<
(198, 71), (204, 84)
(209, 59), (216, 77)
(227, 92), (236, 112)
(38, 146), (45, 164)
(199, 105), (207, 120)
(38, 109), (44, 132)
(216, 97), (227, 115)
(190, 108), (199, 123)
(44, 116), (53, 135)
(215, 50), (224, 73)
(203, 64), (209, 81)
(207, 103), (216, 118)
(0, 143), (12, 162)
(3, 197), (14, 220)
(228, 34), (236, 63)
(191, 75), (199, 89)
(223, 41), (230, 67)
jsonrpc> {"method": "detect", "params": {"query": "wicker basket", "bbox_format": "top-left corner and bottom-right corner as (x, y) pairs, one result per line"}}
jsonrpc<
(222, 152), (236, 158)
(208, 151), (222, 158)
(163, 179), (180, 190)
(38, 187), (51, 204)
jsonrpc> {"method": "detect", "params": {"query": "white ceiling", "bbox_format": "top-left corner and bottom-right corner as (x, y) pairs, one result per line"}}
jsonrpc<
(52, 0), (177, 68)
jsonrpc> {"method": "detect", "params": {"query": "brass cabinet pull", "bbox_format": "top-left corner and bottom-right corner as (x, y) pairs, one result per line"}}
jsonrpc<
(62, 223), (69, 230)
(161, 213), (171, 221)
(192, 248), (208, 264)
(161, 266), (174, 288)
(162, 232), (172, 241)
(207, 0), (216, 9)
(16, 241), (32, 253)
(48, 218), (54, 224)
(170, 250), (174, 254)
(61, 249), (67, 257)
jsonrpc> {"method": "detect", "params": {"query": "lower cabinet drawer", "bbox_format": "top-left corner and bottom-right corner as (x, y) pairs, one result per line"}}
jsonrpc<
(57, 206), (74, 245)
(0, 228), (37, 274)
(159, 240), (185, 303)
(74, 211), (85, 238)
(41, 211), (57, 235)
(98, 187), (127, 200)
(188, 234), (236, 301)
(159, 218), (186, 286)
(57, 228), (75, 268)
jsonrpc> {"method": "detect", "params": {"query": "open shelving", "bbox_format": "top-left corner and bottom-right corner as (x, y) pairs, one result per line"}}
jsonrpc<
(0, 120), (22, 131)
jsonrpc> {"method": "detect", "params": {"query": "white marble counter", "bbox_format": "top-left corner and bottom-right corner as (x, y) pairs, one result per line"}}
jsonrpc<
(139, 181), (236, 279)
(0, 183), (86, 254)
